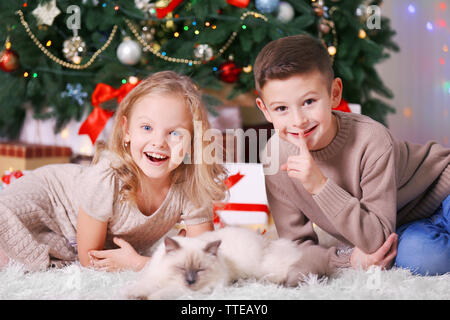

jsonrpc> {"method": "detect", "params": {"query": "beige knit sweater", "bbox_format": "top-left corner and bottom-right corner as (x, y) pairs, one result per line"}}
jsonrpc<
(262, 111), (450, 275)
(0, 151), (212, 271)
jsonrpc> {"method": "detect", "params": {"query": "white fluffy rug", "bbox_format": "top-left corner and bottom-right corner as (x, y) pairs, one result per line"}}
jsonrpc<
(1, 261), (449, 300)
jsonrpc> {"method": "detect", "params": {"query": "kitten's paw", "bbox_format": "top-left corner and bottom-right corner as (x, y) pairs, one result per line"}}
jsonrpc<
(128, 295), (149, 300)
(121, 281), (153, 300)
(127, 293), (149, 300)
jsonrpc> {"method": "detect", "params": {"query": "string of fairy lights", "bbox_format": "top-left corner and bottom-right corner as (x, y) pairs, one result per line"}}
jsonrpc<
(9, 1), (339, 80)
(16, 8), (270, 69)
(125, 10), (268, 66)
(16, 10), (118, 70)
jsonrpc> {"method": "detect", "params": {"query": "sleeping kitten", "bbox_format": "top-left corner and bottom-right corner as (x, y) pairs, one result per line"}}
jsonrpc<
(125, 227), (326, 299)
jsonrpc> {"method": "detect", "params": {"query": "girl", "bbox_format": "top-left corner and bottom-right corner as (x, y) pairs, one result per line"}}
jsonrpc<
(0, 71), (227, 272)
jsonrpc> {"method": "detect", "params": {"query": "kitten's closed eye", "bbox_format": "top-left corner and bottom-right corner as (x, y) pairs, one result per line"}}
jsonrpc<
(176, 266), (206, 274)
(177, 266), (206, 273)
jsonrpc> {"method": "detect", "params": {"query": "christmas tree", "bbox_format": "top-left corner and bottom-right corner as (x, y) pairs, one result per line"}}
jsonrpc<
(0, 0), (398, 141)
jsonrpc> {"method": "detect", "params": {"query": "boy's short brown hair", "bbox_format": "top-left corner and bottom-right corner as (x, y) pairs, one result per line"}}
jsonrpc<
(254, 34), (334, 93)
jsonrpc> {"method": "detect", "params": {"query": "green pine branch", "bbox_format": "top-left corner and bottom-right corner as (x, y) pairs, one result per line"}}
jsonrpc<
(0, 0), (398, 139)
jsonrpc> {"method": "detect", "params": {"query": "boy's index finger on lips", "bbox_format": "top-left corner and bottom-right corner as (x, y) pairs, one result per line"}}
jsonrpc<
(286, 131), (310, 156)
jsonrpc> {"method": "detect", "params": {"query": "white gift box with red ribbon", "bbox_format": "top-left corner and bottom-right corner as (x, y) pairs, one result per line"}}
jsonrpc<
(213, 163), (271, 233)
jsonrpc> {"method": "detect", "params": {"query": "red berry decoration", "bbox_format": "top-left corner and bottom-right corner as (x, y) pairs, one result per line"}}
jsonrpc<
(0, 49), (20, 73)
(218, 61), (242, 83)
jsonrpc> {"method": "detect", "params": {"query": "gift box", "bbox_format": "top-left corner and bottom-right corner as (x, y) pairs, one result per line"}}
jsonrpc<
(0, 142), (72, 173)
(213, 163), (273, 234)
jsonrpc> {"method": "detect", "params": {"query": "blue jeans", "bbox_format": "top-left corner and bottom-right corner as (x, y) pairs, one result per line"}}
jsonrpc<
(394, 195), (450, 276)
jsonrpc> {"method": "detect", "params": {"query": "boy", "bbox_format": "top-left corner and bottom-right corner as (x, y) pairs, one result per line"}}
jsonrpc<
(255, 35), (449, 278)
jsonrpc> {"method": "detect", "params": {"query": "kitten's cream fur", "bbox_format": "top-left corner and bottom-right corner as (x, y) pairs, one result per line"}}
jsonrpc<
(126, 227), (316, 299)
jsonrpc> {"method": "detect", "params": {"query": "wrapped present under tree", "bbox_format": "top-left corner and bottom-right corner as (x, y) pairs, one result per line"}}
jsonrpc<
(0, 142), (72, 173)
(214, 162), (273, 234)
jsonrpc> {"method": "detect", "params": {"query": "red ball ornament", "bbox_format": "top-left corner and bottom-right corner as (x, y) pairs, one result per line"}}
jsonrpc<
(227, 0), (250, 8)
(218, 61), (242, 83)
(0, 49), (20, 73)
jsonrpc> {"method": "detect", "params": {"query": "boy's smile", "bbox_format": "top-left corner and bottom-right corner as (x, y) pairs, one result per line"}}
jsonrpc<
(256, 71), (342, 151)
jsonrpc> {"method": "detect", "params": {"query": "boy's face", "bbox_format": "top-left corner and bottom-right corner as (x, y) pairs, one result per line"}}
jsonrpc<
(256, 71), (342, 151)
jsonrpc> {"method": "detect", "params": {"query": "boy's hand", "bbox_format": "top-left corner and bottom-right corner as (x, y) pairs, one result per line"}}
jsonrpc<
(88, 237), (149, 272)
(350, 233), (398, 270)
(281, 133), (327, 195)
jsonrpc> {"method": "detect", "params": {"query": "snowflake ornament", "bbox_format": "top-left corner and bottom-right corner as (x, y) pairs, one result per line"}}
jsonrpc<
(61, 83), (88, 106)
(32, 0), (61, 26)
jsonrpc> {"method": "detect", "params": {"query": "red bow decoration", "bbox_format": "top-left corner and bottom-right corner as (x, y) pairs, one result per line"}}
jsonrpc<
(224, 172), (244, 188)
(226, 0), (250, 8)
(78, 82), (140, 144)
(1, 170), (23, 185)
(156, 0), (184, 19)
(213, 172), (270, 230)
(333, 99), (352, 113)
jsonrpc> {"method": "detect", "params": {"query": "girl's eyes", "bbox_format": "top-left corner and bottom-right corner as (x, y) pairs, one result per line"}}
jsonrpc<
(275, 106), (287, 112)
(304, 99), (316, 106)
(141, 126), (181, 137)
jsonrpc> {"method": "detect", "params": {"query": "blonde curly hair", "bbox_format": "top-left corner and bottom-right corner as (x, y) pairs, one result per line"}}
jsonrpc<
(94, 71), (228, 207)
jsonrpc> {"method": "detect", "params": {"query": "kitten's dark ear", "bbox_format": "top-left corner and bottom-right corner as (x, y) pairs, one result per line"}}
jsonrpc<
(203, 240), (221, 256)
(164, 237), (181, 254)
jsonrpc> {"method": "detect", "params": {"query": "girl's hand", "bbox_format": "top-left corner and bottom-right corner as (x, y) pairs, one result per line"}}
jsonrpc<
(281, 133), (327, 195)
(350, 233), (398, 270)
(88, 237), (149, 272)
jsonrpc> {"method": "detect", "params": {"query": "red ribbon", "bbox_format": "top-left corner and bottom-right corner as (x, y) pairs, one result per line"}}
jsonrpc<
(224, 172), (244, 188)
(213, 172), (270, 226)
(333, 99), (351, 113)
(78, 82), (140, 144)
(156, 0), (184, 19)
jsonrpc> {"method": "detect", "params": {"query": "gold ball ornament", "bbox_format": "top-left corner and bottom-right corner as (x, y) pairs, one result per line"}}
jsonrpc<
(141, 25), (156, 42)
(193, 44), (214, 61)
(63, 36), (86, 64)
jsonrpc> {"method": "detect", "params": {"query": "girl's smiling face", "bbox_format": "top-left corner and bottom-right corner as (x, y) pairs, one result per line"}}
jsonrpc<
(123, 93), (193, 183)
(256, 71), (342, 151)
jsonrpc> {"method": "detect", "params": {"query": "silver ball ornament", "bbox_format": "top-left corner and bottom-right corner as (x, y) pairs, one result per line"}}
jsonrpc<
(116, 39), (142, 65)
(276, 1), (295, 23)
(255, 0), (280, 14)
